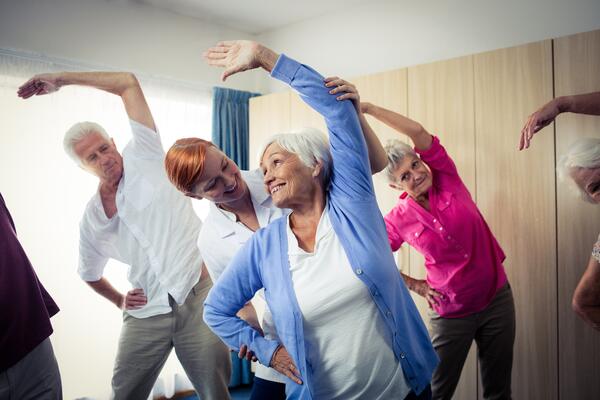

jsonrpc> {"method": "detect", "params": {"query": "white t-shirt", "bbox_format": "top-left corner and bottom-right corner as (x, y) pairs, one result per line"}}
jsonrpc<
(197, 168), (286, 383)
(287, 211), (411, 400)
(78, 120), (202, 318)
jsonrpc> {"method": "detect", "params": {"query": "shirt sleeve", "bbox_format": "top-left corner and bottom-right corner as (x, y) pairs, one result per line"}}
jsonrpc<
(384, 211), (405, 252)
(270, 54), (374, 200)
(203, 232), (280, 367)
(77, 222), (108, 282)
(126, 119), (165, 160)
(416, 136), (465, 190)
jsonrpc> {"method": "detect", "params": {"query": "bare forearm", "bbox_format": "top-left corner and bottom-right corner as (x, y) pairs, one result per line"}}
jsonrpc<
(236, 302), (262, 332)
(363, 102), (432, 150)
(400, 273), (416, 291)
(557, 92), (600, 116)
(86, 277), (123, 309)
(55, 71), (139, 96)
(572, 258), (600, 331)
(255, 45), (279, 73)
(358, 112), (388, 173)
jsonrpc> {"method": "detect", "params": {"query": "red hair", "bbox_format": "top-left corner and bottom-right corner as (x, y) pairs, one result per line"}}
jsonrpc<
(165, 138), (215, 195)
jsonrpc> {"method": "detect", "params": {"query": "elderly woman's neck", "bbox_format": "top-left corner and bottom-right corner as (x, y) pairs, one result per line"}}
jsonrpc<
(288, 191), (326, 252)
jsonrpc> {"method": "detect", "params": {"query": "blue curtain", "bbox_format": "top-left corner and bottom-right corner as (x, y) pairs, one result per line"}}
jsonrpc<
(212, 87), (260, 171)
(212, 87), (260, 387)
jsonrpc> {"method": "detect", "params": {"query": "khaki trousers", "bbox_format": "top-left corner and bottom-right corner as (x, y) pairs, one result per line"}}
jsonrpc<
(111, 277), (231, 400)
(429, 283), (516, 400)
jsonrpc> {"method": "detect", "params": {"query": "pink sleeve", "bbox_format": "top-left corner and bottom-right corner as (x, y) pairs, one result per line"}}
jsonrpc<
(384, 212), (404, 252)
(415, 136), (459, 177)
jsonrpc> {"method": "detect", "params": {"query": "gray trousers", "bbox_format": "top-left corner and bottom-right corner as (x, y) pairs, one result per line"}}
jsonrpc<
(0, 338), (62, 400)
(111, 277), (231, 400)
(429, 283), (516, 400)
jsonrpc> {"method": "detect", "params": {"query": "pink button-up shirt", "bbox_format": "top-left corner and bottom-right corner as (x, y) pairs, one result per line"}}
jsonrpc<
(385, 136), (507, 318)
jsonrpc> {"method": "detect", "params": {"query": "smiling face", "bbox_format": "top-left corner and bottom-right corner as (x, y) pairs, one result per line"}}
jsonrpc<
(74, 132), (123, 184)
(570, 166), (600, 204)
(388, 154), (432, 199)
(187, 146), (246, 204)
(260, 143), (322, 209)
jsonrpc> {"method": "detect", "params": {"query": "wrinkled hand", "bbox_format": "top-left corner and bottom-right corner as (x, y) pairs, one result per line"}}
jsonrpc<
(412, 279), (443, 310)
(121, 288), (147, 310)
(519, 99), (561, 150)
(324, 76), (362, 113)
(17, 73), (62, 99)
(203, 40), (263, 81)
(237, 344), (258, 362)
(270, 345), (303, 385)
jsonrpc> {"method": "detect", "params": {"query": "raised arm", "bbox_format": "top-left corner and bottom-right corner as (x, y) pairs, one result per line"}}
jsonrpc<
(324, 76), (388, 173)
(204, 40), (373, 198)
(520, 91), (600, 150)
(361, 102), (433, 151)
(17, 71), (156, 131)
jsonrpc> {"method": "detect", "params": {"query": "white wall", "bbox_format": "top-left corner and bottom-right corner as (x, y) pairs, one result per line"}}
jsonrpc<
(256, 0), (600, 92)
(0, 0), (262, 92)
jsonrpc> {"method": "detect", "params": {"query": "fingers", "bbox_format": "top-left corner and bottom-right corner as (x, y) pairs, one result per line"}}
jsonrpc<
(335, 93), (358, 101)
(17, 79), (42, 99)
(222, 65), (246, 81)
(329, 84), (356, 95)
(125, 288), (147, 310)
(238, 344), (247, 359)
(287, 363), (303, 385)
(216, 40), (236, 47)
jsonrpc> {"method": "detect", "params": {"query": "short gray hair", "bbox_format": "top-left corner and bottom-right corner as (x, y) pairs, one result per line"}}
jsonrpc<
(558, 137), (600, 202)
(259, 127), (332, 187)
(384, 139), (418, 182)
(64, 121), (110, 164)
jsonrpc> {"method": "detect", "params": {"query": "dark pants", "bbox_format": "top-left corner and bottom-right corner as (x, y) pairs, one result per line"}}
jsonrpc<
(0, 338), (62, 400)
(249, 377), (286, 400)
(405, 385), (432, 400)
(429, 283), (516, 400)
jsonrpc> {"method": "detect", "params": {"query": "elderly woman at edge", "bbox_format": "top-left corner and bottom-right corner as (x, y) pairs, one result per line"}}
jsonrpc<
(521, 91), (600, 330)
(354, 100), (516, 400)
(201, 40), (438, 400)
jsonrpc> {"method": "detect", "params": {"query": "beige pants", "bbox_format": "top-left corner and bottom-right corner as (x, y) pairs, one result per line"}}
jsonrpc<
(111, 277), (231, 400)
(0, 338), (62, 400)
(429, 283), (516, 400)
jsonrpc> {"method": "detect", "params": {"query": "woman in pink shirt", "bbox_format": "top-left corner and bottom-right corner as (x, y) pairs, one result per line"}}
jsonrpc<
(359, 99), (515, 400)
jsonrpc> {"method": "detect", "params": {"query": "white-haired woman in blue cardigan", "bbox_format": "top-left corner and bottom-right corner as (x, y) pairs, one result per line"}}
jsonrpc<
(201, 40), (438, 400)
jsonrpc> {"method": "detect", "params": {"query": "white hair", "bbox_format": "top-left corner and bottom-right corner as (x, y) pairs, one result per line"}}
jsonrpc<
(383, 139), (418, 182)
(558, 137), (600, 203)
(63, 121), (110, 164)
(259, 127), (332, 187)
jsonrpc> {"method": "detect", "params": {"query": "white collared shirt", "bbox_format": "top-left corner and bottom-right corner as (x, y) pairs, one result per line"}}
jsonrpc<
(287, 210), (411, 399)
(78, 120), (202, 319)
(197, 168), (286, 383)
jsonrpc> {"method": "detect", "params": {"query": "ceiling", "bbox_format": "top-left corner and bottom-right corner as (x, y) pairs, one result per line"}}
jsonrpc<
(135, 0), (370, 35)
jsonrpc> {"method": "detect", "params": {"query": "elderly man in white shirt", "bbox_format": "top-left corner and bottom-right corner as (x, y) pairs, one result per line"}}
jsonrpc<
(17, 71), (231, 400)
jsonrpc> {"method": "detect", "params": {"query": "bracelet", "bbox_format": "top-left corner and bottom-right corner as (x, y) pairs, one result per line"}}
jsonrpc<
(593, 239), (600, 263)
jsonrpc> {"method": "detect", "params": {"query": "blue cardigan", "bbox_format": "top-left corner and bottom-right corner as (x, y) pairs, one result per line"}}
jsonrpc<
(204, 54), (438, 399)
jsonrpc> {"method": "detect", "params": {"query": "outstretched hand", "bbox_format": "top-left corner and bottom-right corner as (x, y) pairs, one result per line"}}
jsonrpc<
(519, 99), (561, 150)
(17, 73), (62, 99)
(203, 40), (278, 81)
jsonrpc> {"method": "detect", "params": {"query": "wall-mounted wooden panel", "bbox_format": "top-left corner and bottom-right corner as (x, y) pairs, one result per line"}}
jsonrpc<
(474, 40), (556, 400)
(408, 55), (478, 400)
(554, 29), (600, 400)
(249, 91), (291, 169)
